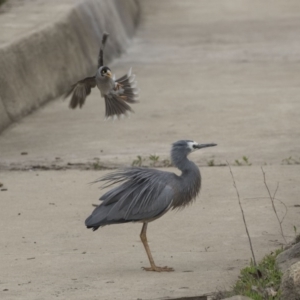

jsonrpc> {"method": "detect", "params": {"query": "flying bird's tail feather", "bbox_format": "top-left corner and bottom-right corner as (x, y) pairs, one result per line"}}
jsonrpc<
(103, 68), (139, 118)
(104, 95), (133, 119)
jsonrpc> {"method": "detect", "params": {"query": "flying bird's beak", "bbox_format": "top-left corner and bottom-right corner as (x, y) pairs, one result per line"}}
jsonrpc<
(105, 70), (112, 78)
(195, 143), (217, 149)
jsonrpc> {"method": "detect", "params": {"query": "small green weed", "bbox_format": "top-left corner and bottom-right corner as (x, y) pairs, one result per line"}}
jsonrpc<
(132, 155), (172, 167)
(233, 249), (283, 299)
(92, 158), (103, 170)
(207, 159), (215, 166)
(132, 155), (144, 167)
(281, 156), (300, 165)
(213, 249), (283, 300)
(234, 159), (242, 166)
(235, 156), (252, 166)
(149, 154), (160, 167)
(293, 225), (297, 236)
(161, 159), (172, 167)
(294, 226), (300, 243)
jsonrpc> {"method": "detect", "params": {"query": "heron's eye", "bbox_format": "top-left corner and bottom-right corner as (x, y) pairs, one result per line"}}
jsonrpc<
(192, 144), (197, 149)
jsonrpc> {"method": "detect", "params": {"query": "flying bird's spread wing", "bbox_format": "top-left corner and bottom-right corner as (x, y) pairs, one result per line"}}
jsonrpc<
(65, 76), (96, 109)
(85, 167), (176, 230)
(98, 32), (109, 68)
(104, 68), (139, 119)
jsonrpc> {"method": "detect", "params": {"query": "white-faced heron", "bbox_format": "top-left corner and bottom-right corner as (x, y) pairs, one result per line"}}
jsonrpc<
(65, 33), (139, 119)
(85, 140), (217, 272)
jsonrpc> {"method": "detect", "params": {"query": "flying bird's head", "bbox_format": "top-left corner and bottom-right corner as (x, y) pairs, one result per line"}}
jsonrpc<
(100, 66), (112, 78)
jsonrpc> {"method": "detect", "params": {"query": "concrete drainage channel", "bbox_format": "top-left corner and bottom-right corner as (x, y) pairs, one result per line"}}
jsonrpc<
(0, 0), (140, 132)
(0, 0), (299, 299)
(0, 1), (220, 297)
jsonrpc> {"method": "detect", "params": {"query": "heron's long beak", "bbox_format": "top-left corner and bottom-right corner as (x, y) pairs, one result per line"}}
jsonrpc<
(195, 143), (217, 149)
(105, 70), (112, 78)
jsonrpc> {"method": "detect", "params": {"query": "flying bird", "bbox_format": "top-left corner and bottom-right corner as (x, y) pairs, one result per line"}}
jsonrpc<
(85, 140), (217, 272)
(65, 33), (139, 119)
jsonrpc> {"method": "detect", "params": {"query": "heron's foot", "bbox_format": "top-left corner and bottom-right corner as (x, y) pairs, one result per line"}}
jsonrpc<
(142, 265), (174, 272)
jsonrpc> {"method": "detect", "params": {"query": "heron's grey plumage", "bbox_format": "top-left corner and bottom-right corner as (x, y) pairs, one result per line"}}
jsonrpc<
(85, 140), (216, 271)
(64, 32), (139, 119)
(86, 168), (175, 229)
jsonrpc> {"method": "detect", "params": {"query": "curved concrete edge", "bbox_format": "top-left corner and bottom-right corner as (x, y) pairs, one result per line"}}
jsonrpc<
(0, 95), (11, 129)
(0, 0), (140, 133)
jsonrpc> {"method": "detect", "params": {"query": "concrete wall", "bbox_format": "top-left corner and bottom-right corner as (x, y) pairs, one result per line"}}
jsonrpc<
(0, 0), (140, 132)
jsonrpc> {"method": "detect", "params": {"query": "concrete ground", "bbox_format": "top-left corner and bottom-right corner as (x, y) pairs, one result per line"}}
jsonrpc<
(1, 1), (300, 299)
(1, 167), (299, 300)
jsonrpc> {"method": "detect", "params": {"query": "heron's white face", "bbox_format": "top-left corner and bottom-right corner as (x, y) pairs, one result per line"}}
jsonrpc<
(187, 141), (199, 152)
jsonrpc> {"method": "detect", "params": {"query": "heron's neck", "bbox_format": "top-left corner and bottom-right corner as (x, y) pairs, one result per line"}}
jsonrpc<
(171, 155), (201, 209)
(172, 153), (191, 172)
(178, 158), (200, 178)
(172, 154), (200, 180)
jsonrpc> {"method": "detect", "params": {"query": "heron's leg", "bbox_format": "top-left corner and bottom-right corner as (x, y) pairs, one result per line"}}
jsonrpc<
(140, 222), (174, 272)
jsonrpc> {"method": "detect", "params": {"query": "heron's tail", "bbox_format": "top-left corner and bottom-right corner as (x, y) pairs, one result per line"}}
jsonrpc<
(85, 204), (109, 230)
(85, 203), (129, 230)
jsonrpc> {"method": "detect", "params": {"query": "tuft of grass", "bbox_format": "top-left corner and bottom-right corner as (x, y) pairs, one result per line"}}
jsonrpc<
(242, 156), (252, 166)
(213, 249), (283, 300)
(132, 155), (172, 167)
(149, 154), (160, 167)
(281, 156), (300, 165)
(233, 249), (283, 299)
(161, 159), (172, 167)
(92, 158), (104, 170)
(132, 155), (143, 167)
(234, 159), (242, 166)
(293, 225), (297, 235)
(293, 226), (300, 244)
(290, 226), (300, 244)
(207, 159), (215, 166)
(235, 156), (252, 166)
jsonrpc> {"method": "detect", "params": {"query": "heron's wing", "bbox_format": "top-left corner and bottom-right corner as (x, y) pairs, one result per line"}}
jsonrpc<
(104, 181), (174, 221)
(85, 168), (176, 228)
(103, 68), (139, 119)
(65, 76), (96, 109)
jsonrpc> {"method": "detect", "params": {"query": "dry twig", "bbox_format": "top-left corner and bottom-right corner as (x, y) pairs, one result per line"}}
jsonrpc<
(227, 162), (257, 266)
(261, 167), (287, 244)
